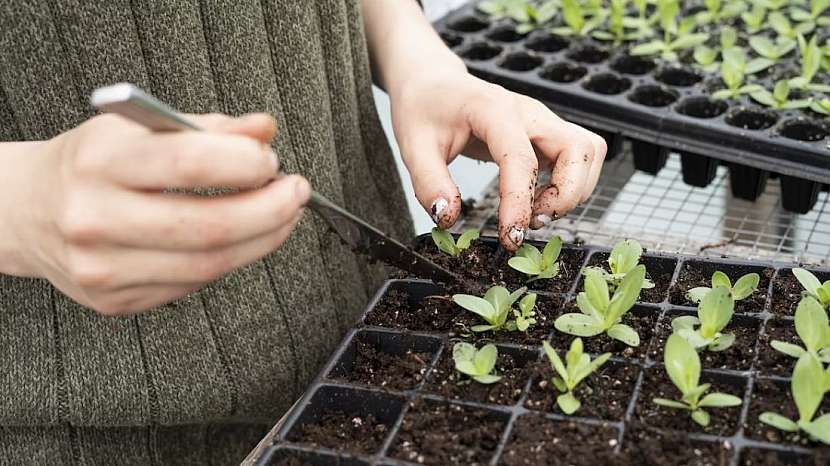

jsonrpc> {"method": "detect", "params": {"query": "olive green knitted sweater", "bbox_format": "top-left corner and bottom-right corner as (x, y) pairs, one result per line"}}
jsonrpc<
(0, 1), (412, 464)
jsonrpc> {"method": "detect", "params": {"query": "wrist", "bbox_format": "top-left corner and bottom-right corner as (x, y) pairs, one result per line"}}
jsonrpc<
(0, 140), (47, 277)
(387, 51), (467, 102)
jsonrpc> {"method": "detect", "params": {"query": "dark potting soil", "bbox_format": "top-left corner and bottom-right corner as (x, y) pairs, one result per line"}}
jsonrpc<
(769, 268), (830, 316)
(547, 304), (659, 360)
(745, 378), (830, 446)
(416, 240), (586, 294)
(335, 340), (430, 391)
(635, 369), (745, 436)
(270, 458), (315, 466)
(389, 399), (506, 465)
(423, 350), (534, 406)
(647, 313), (759, 371)
(364, 288), (565, 346)
(288, 411), (389, 455)
(498, 414), (619, 466)
(583, 253), (676, 304)
(617, 423), (734, 466)
(739, 447), (830, 466)
(524, 360), (639, 421)
(669, 262), (773, 313)
(754, 319), (797, 377)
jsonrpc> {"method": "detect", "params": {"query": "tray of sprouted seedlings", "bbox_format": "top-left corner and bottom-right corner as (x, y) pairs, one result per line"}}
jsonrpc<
(256, 229), (830, 465)
(434, 0), (830, 214)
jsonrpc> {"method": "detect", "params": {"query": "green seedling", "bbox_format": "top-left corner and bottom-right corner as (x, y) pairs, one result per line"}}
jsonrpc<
(789, 35), (830, 92)
(453, 285), (537, 332)
(686, 270), (760, 304)
(453, 342), (502, 384)
(750, 80), (812, 109)
(672, 286), (737, 352)
(585, 239), (655, 290)
(593, 0), (646, 44)
(712, 48), (765, 99)
(695, 0), (747, 25)
(623, 0), (659, 36)
(551, 0), (607, 37)
(693, 29), (738, 73)
(740, 3), (767, 33)
(431, 227), (480, 257)
(508, 236), (562, 282)
(542, 339), (611, 414)
(751, 0), (790, 11)
(630, 0), (709, 61)
(653, 334), (743, 427)
(771, 296), (830, 363)
(554, 265), (646, 347)
(769, 11), (815, 39)
(759, 352), (830, 444)
(792, 268), (830, 309)
(789, 0), (830, 29)
(477, 0), (533, 22)
(513, 292), (538, 331)
(811, 99), (830, 117)
(749, 36), (796, 64)
(516, 1), (561, 33)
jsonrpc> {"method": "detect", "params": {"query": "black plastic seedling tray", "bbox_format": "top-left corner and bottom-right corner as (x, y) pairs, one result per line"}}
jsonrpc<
(257, 235), (830, 465)
(433, 2), (830, 214)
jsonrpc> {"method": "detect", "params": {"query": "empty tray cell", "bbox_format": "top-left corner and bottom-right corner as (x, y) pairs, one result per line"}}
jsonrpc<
(746, 378), (830, 446)
(581, 72), (632, 95)
(738, 447), (820, 465)
(675, 96), (728, 119)
(548, 303), (661, 360)
(634, 369), (747, 436)
(283, 385), (404, 456)
(780, 175), (820, 214)
(654, 66), (703, 87)
(524, 31), (568, 52)
(729, 164), (769, 201)
(326, 329), (440, 391)
(439, 31), (463, 48)
(630, 139), (668, 174)
(539, 62), (587, 83)
(446, 15), (489, 33)
(389, 398), (509, 465)
(779, 118), (829, 142)
(648, 312), (762, 371)
(725, 107), (778, 130)
(669, 259), (773, 313)
(423, 345), (537, 406)
(627, 84), (679, 107)
(755, 318), (798, 378)
(363, 280), (453, 332)
(458, 41), (502, 61)
(525, 359), (639, 421)
(486, 25), (524, 43)
(498, 51), (543, 72)
(620, 424), (734, 465)
(259, 446), (369, 466)
(770, 267), (830, 316)
(565, 44), (610, 64)
(609, 54), (656, 75)
(499, 414), (620, 466)
(581, 252), (678, 304)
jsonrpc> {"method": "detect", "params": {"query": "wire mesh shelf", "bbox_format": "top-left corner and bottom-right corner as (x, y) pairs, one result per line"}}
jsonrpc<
(454, 147), (830, 266)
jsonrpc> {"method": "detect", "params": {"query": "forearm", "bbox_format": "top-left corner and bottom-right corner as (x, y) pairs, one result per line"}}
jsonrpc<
(361, 0), (466, 98)
(0, 141), (44, 277)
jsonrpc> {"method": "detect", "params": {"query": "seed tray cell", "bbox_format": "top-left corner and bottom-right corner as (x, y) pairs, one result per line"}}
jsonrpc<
(434, 2), (830, 214)
(258, 236), (830, 465)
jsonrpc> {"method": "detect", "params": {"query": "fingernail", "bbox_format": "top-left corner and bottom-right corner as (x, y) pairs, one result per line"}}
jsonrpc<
(430, 198), (448, 225)
(508, 226), (524, 247)
(295, 177), (311, 203)
(531, 214), (552, 230)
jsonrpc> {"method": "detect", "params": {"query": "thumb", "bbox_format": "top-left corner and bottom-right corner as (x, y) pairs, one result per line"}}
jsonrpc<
(402, 139), (462, 230)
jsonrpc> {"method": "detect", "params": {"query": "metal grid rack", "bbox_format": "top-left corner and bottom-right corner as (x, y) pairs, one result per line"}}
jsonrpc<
(455, 148), (830, 266)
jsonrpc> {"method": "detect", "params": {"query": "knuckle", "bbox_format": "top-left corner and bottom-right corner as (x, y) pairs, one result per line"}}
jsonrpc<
(171, 141), (212, 185)
(59, 198), (106, 244)
(195, 217), (234, 249)
(66, 252), (114, 289)
(197, 250), (234, 281)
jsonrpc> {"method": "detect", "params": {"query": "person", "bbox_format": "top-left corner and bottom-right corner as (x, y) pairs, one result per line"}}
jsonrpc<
(0, 1), (605, 463)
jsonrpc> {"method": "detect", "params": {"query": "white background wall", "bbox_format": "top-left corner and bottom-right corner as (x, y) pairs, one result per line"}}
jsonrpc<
(372, 0), (499, 234)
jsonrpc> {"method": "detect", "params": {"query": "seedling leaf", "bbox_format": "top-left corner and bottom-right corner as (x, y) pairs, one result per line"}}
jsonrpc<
(608, 323), (640, 346)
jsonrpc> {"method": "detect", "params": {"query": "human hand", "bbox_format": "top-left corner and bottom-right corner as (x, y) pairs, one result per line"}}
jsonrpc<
(390, 70), (606, 251)
(1, 113), (309, 315)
